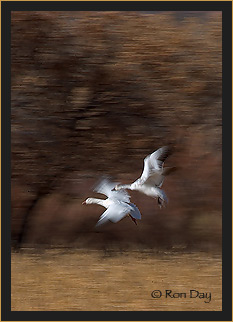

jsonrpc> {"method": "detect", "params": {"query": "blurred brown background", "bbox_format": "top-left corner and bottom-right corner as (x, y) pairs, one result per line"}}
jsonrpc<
(11, 11), (222, 251)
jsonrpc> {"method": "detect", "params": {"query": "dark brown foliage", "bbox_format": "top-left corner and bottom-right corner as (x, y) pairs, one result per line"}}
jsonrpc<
(11, 12), (222, 250)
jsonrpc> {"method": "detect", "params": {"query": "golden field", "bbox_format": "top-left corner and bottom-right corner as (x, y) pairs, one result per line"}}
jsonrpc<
(12, 248), (221, 311)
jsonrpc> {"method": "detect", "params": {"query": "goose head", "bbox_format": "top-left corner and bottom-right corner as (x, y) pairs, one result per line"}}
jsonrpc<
(111, 184), (119, 191)
(82, 198), (95, 205)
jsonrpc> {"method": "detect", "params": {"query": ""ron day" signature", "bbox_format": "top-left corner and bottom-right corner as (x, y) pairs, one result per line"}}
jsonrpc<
(151, 289), (212, 303)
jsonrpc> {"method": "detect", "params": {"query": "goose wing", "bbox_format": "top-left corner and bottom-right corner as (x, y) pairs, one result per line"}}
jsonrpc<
(139, 146), (171, 185)
(94, 178), (130, 203)
(149, 146), (171, 170)
(129, 203), (141, 220)
(142, 166), (176, 188)
(142, 172), (165, 187)
(95, 202), (131, 227)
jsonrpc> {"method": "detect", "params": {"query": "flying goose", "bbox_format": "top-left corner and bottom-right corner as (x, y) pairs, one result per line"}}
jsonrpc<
(112, 146), (174, 208)
(82, 178), (141, 227)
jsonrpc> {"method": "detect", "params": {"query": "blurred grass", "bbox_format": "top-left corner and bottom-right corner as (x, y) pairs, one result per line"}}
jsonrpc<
(11, 249), (222, 311)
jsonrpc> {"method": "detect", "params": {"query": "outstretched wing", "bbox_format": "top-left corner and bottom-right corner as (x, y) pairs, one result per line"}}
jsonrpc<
(139, 146), (171, 185)
(95, 203), (130, 227)
(94, 178), (130, 203)
(129, 203), (141, 220)
(143, 166), (176, 188)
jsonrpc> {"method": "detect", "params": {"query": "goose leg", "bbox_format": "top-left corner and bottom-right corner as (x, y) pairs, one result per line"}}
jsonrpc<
(129, 214), (137, 225)
(158, 197), (163, 209)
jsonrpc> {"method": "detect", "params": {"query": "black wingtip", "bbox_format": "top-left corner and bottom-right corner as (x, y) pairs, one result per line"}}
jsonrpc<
(157, 145), (173, 163)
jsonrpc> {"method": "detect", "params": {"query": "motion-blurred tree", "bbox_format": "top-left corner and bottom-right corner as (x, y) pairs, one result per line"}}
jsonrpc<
(11, 12), (222, 248)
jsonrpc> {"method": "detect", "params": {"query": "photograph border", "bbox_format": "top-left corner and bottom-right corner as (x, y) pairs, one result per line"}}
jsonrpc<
(2, 1), (232, 321)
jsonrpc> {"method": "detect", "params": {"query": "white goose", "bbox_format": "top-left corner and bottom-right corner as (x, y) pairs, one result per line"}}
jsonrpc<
(112, 146), (174, 208)
(82, 178), (141, 227)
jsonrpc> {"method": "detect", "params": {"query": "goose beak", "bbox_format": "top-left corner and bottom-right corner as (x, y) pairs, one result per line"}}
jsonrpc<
(82, 201), (86, 205)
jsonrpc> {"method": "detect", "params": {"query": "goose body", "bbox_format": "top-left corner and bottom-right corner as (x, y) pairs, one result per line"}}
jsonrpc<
(82, 178), (141, 227)
(113, 146), (174, 207)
